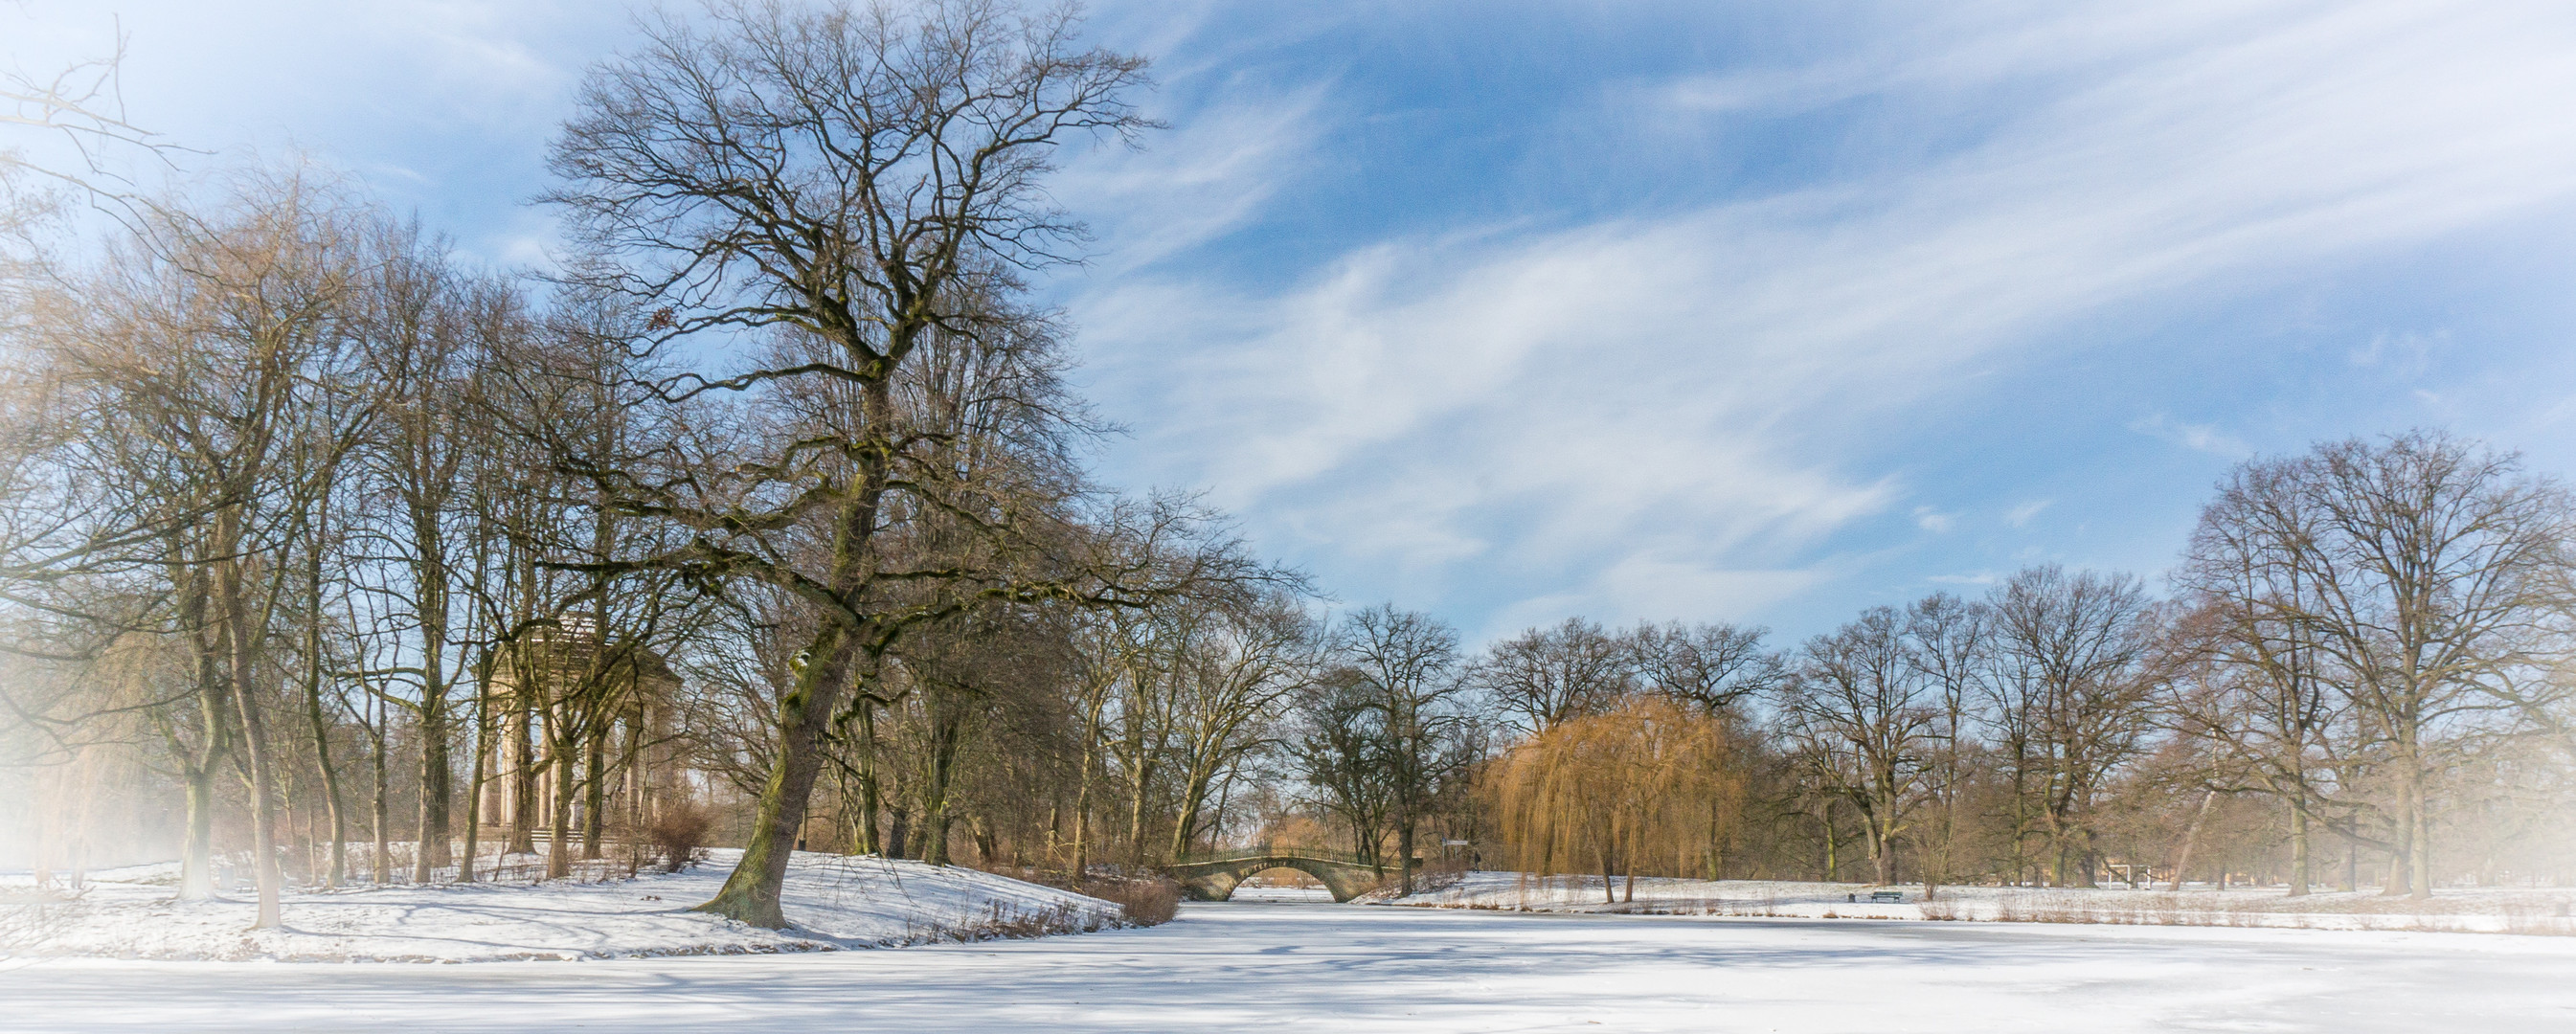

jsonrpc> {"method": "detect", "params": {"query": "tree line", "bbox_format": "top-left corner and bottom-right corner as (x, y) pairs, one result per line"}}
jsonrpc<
(4, 2), (2571, 936)
(1422, 431), (2576, 904)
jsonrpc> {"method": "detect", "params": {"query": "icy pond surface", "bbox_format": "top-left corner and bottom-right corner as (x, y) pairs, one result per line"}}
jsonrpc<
(4, 901), (2572, 1032)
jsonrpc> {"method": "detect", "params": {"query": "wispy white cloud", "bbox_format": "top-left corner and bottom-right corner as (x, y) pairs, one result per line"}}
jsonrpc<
(1054, 81), (1331, 279)
(2004, 500), (2053, 528)
(2129, 414), (2251, 458)
(2347, 329), (2447, 375)
(16, 0), (2575, 638)
(1079, 0), (2576, 630)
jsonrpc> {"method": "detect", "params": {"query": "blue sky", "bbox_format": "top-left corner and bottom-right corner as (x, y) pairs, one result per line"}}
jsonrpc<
(12, 0), (2576, 645)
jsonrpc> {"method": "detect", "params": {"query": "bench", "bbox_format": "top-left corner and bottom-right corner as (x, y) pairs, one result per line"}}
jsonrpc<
(1867, 890), (1906, 904)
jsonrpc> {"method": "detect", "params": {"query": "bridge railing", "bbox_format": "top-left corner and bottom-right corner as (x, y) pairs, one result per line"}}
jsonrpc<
(1170, 843), (1383, 867)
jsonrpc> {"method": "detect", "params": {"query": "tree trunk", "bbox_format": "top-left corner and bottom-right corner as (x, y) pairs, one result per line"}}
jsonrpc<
(2285, 796), (2310, 897)
(1070, 735), (1094, 876)
(218, 542), (285, 929)
(583, 728), (607, 861)
(371, 688), (389, 885)
(180, 763), (217, 900)
(1819, 798), (1838, 882)
(854, 704), (883, 855)
(696, 627), (858, 928)
(1397, 816), (1416, 896)
(1871, 817), (1895, 887)
(302, 563), (347, 889)
(176, 566), (228, 902)
(2405, 761), (2431, 900)
(412, 644), (450, 882)
(460, 666), (492, 883)
(2167, 790), (2217, 891)
(507, 697), (536, 855)
(547, 720), (576, 880)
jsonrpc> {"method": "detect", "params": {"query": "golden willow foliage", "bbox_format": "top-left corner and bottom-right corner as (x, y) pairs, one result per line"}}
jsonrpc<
(1486, 695), (1742, 901)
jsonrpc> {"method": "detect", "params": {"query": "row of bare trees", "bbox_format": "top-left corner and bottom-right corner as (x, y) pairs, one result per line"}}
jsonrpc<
(7, 5), (2572, 943)
(1, 0), (1327, 933)
(1433, 431), (2576, 900)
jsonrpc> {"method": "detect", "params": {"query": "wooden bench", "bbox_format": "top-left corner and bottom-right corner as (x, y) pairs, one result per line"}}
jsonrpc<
(1867, 890), (1906, 904)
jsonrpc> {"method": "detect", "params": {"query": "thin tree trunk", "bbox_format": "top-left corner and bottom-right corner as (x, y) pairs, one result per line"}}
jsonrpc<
(218, 539), (286, 929)
(854, 703), (882, 855)
(583, 728), (607, 861)
(547, 706), (576, 880)
(507, 693), (536, 855)
(460, 661), (492, 883)
(301, 537), (347, 890)
(2167, 790), (2217, 891)
(2286, 796), (2310, 897)
(2405, 757), (2431, 899)
(371, 686), (389, 885)
(1397, 811), (1416, 896)
(1070, 729), (1094, 876)
(176, 565), (227, 902)
(1819, 798), (1838, 882)
(412, 635), (450, 882)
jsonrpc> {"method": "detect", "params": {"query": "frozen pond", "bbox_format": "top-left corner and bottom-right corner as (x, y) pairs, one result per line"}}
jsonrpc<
(5, 901), (2572, 1032)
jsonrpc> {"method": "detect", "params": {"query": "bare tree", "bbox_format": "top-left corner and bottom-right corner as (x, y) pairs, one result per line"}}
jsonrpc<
(540, 0), (1169, 927)
(1777, 606), (1933, 887)
(32, 170), (373, 924)
(1983, 565), (2162, 888)
(1161, 593), (1313, 860)
(1330, 605), (1470, 893)
(2180, 432), (2572, 897)
(1903, 593), (1985, 900)
(1474, 617), (1630, 735)
(1630, 620), (1782, 714)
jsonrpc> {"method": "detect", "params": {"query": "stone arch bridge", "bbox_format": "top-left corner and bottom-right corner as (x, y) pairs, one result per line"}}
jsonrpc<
(1166, 847), (1412, 903)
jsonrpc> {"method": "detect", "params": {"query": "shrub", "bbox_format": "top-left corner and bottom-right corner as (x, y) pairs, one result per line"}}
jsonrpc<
(645, 802), (714, 873)
(1084, 875), (1181, 927)
(965, 863), (1182, 929)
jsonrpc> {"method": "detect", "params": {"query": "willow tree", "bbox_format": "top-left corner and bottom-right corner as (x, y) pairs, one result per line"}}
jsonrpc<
(1491, 695), (1735, 903)
(542, 0), (1164, 928)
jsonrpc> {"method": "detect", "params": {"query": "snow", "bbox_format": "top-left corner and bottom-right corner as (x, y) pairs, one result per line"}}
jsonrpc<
(2, 901), (2573, 1032)
(1377, 870), (2576, 934)
(0, 849), (1124, 962)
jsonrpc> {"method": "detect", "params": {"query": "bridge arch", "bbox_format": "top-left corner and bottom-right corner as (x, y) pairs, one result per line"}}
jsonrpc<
(1166, 850), (1395, 903)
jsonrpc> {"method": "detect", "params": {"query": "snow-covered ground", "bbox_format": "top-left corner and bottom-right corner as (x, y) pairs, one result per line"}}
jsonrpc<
(1377, 870), (2576, 934)
(2, 901), (2573, 1032)
(0, 850), (1124, 961)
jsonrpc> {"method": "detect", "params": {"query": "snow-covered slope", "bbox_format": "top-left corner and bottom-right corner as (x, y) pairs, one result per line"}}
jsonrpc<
(0, 850), (1126, 962)
(1376, 871), (2576, 935)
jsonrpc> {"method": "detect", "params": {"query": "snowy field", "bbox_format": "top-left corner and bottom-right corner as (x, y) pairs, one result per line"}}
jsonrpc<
(1380, 870), (2576, 934)
(0, 850), (1122, 961)
(3, 901), (2573, 1032)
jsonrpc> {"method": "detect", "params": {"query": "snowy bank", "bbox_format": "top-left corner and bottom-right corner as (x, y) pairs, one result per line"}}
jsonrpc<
(1373, 870), (2576, 935)
(0, 849), (1128, 962)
